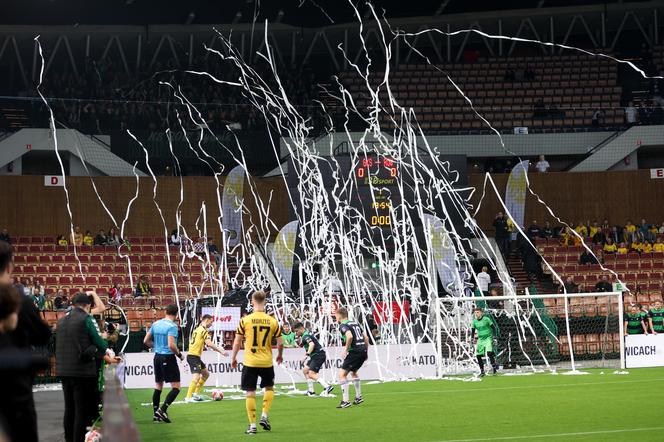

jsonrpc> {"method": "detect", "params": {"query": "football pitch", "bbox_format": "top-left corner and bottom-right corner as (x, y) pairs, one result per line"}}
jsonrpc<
(126, 367), (664, 441)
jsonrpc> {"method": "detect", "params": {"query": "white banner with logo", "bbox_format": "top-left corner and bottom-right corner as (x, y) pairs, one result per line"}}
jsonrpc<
(200, 307), (241, 332)
(123, 343), (437, 389)
(624, 334), (664, 368)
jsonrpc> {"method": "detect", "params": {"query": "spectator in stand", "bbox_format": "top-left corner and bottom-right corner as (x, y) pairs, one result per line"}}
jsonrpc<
(109, 283), (122, 303)
(643, 241), (653, 253)
(594, 275), (612, 293)
(476, 266), (491, 296)
(574, 222), (588, 238)
(630, 240), (644, 253)
(607, 226), (620, 244)
(193, 237), (207, 256)
(526, 220), (541, 240)
(659, 222), (664, 235)
(169, 229), (181, 246)
(561, 276), (579, 293)
(624, 220), (637, 243)
(535, 155), (550, 173)
(93, 229), (108, 246)
(591, 109), (604, 128)
(493, 212), (510, 258)
(0, 229), (10, 244)
(541, 221), (554, 238)
(83, 230), (94, 246)
(625, 101), (638, 126)
(107, 227), (122, 247)
(136, 276), (156, 308)
(71, 226), (83, 247)
(617, 242), (629, 254)
(208, 237), (222, 266)
(54, 290), (69, 310)
(56, 235), (68, 246)
(560, 227), (580, 246)
(579, 249), (599, 265)
(654, 238), (664, 253)
(639, 219), (655, 242)
(31, 288), (46, 311)
(588, 222), (600, 239)
(603, 238), (617, 254)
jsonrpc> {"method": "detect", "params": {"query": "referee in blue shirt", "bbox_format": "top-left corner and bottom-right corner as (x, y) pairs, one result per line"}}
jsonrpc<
(143, 304), (183, 423)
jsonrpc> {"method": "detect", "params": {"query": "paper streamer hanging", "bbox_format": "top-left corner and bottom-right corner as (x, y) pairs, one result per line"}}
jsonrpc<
(222, 165), (245, 248)
(272, 220), (299, 293)
(423, 214), (460, 295)
(505, 160), (529, 240)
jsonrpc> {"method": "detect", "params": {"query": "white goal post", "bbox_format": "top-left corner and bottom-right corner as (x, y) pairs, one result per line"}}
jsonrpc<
(432, 291), (625, 375)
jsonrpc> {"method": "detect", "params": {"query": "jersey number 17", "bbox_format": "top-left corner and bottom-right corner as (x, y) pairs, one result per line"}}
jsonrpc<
(252, 326), (271, 347)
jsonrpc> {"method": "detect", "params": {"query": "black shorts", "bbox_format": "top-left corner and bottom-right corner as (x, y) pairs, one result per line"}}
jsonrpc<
(241, 365), (275, 391)
(341, 351), (368, 372)
(154, 353), (181, 384)
(306, 353), (326, 373)
(187, 355), (204, 374)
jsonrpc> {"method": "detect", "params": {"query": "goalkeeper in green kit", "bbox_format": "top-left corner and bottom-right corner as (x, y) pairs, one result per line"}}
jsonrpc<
(471, 307), (498, 377)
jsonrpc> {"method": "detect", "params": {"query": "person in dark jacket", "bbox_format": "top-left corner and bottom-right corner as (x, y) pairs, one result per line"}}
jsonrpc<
(493, 212), (510, 258)
(56, 293), (109, 442)
(0, 241), (51, 442)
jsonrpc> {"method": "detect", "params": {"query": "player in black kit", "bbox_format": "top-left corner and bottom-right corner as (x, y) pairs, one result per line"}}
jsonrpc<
(293, 322), (334, 397)
(335, 307), (369, 409)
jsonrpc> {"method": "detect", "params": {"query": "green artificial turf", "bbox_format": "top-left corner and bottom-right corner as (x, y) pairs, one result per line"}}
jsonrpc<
(126, 368), (664, 441)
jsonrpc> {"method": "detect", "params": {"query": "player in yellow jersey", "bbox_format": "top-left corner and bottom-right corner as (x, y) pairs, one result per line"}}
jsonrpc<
(231, 291), (283, 435)
(184, 314), (229, 402)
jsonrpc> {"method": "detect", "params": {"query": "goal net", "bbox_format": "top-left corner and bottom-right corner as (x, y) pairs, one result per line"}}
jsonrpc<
(431, 291), (625, 375)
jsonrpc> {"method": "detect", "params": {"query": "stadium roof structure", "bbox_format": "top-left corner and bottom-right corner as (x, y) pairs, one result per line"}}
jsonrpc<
(0, 129), (147, 177)
(0, 0), (649, 27)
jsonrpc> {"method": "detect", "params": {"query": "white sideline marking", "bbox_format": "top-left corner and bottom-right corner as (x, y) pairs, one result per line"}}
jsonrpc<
(369, 377), (664, 396)
(435, 426), (664, 441)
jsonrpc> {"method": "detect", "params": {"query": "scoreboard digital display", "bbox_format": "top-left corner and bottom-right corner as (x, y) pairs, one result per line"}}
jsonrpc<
(287, 153), (468, 253)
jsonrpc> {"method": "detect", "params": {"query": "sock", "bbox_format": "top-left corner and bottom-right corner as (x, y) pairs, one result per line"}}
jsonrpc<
(245, 396), (256, 424)
(186, 379), (198, 399)
(194, 378), (206, 395)
(477, 355), (485, 373)
(488, 352), (497, 368)
(307, 379), (314, 393)
(318, 378), (329, 389)
(152, 389), (162, 413)
(341, 381), (349, 402)
(262, 389), (274, 417)
(353, 379), (362, 398)
(161, 388), (180, 412)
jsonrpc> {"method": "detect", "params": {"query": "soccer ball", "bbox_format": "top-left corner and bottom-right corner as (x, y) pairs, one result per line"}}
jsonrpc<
(212, 390), (224, 401)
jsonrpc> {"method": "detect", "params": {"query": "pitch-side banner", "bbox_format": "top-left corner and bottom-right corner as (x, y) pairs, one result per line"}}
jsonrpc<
(222, 166), (245, 248)
(123, 343), (437, 389)
(200, 307), (241, 332)
(504, 160), (529, 240)
(423, 214), (460, 293)
(624, 335), (664, 368)
(272, 220), (298, 292)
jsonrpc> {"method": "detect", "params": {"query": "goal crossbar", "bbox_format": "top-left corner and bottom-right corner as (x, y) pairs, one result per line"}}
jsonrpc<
(446, 291), (623, 301)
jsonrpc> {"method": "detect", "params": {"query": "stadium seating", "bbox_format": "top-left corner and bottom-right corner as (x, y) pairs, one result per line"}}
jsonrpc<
(340, 54), (624, 133)
(11, 236), (251, 330)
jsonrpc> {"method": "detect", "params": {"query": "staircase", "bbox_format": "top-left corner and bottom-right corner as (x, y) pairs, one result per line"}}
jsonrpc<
(505, 251), (553, 295)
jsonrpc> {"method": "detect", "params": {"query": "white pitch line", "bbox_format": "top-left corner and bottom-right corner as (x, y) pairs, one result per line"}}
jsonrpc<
(434, 426), (664, 442)
(361, 377), (664, 397)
